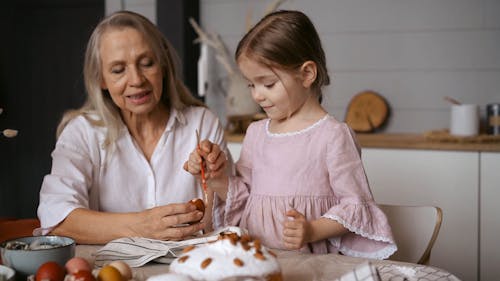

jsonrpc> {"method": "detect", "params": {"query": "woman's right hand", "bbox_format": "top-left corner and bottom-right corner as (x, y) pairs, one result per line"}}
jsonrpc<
(129, 202), (205, 240)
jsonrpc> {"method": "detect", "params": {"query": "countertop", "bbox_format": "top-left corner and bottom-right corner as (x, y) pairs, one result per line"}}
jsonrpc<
(226, 132), (500, 152)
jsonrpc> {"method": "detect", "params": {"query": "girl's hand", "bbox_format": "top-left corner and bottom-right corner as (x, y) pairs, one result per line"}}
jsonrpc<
(183, 140), (226, 179)
(283, 209), (312, 250)
(129, 202), (205, 241)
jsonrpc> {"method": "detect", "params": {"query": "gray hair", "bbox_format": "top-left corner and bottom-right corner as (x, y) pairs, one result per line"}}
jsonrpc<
(57, 10), (203, 149)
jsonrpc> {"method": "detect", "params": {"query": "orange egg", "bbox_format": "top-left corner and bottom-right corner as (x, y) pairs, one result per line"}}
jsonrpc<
(66, 257), (92, 274)
(187, 198), (205, 224)
(97, 265), (124, 281)
(108, 261), (132, 280)
(188, 198), (205, 213)
(35, 261), (66, 281)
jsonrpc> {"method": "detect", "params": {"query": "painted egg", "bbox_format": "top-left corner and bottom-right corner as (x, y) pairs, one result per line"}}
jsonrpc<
(188, 198), (205, 224)
(65, 257), (92, 274)
(72, 270), (96, 281)
(97, 265), (124, 281)
(108, 261), (132, 280)
(35, 261), (66, 281)
(188, 198), (205, 213)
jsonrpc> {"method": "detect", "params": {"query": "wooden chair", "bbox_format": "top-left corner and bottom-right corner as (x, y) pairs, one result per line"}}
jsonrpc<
(0, 218), (40, 264)
(379, 204), (443, 265)
(0, 218), (40, 243)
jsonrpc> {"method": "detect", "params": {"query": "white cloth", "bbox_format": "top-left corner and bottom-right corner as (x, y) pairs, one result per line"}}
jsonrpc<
(36, 106), (230, 234)
(93, 226), (247, 268)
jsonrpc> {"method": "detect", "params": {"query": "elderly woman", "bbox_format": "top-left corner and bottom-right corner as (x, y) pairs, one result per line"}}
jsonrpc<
(36, 11), (230, 244)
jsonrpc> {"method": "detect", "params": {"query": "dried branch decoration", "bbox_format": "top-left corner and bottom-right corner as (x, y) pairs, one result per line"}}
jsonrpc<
(1, 108), (18, 138)
(189, 0), (286, 76)
(189, 0), (286, 122)
(188, 18), (236, 76)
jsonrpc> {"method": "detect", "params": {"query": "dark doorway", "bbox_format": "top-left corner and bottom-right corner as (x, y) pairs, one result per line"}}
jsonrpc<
(0, 0), (104, 218)
(157, 0), (200, 99)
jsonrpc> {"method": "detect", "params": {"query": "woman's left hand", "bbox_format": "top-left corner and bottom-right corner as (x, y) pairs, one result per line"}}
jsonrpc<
(283, 209), (312, 250)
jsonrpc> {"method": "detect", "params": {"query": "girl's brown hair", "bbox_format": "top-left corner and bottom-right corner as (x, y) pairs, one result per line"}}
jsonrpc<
(235, 10), (330, 98)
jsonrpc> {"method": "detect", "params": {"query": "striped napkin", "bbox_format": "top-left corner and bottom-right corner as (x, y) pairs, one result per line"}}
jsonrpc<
(94, 226), (246, 268)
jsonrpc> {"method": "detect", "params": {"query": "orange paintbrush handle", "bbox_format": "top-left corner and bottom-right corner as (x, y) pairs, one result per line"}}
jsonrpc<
(196, 129), (208, 194)
(199, 157), (207, 192)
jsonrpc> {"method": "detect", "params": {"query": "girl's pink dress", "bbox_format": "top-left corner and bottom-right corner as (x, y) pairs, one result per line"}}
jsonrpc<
(223, 115), (397, 259)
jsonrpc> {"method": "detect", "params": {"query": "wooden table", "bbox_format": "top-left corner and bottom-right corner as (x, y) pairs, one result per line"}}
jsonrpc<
(76, 245), (461, 281)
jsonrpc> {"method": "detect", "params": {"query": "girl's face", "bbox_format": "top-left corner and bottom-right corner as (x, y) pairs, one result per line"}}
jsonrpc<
(99, 27), (163, 117)
(238, 56), (309, 121)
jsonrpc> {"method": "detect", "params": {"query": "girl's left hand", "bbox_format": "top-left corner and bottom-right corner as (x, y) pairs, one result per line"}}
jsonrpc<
(283, 209), (312, 250)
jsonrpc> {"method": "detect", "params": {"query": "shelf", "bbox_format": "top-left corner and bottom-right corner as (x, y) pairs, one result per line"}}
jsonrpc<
(226, 132), (500, 152)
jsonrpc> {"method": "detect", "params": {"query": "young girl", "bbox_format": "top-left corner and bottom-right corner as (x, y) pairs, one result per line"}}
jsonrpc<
(185, 10), (397, 259)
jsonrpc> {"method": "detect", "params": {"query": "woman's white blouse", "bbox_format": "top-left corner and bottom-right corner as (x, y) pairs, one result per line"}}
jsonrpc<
(36, 106), (229, 234)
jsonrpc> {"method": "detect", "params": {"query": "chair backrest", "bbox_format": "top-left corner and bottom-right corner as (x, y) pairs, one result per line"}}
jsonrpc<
(0, 218), (40, 243)
(379, 204), (442, 265)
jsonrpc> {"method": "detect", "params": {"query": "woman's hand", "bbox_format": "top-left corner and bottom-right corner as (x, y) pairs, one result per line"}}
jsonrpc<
(283, 209), (312, 250)
(129, 202), (205, 240)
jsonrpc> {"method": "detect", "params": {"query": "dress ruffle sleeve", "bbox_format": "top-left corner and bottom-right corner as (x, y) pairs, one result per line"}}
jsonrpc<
(324, 124), (397, 259)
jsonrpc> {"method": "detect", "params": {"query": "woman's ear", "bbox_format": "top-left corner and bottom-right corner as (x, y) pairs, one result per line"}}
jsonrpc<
(101, 79), (107, 90)
(300, 61), (317, 88)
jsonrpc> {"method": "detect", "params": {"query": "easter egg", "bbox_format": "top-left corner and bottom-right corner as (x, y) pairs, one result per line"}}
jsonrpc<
(35, 261), (66, 281)
(72, 270), (96, 281)
(65, 257), (92, 274)
(187, 198), (205, 224)
(97, 265), (124, 281)
(108, 261), (132, 280)
(188, 198), (205, 213)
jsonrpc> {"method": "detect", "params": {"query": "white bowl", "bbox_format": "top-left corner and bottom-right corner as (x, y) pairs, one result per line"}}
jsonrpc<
(0, 236), (75, 278)
(0, 265), (15, 281)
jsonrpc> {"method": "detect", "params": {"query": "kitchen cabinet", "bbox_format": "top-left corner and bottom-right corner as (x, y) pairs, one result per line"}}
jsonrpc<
(361, 149), (479, 281)
(480, 152), (500, 281)
(227, 142), (242, 162)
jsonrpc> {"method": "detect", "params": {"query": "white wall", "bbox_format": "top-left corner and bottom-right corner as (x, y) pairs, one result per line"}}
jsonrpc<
(105, 0), (156, 23)
(200, 0), (500, 133)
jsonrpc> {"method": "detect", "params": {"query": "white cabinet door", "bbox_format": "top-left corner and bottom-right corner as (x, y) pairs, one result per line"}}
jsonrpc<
(362, 148), (479, 281)
(228, 142), (242, 162)
(480, 152), (500, 281)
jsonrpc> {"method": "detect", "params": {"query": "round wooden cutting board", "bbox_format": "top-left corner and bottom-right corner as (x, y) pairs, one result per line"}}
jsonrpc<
(344, 91), (390, 132)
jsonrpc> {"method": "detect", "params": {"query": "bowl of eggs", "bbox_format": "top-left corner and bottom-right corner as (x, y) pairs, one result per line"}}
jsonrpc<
(0, 236), (75, 277)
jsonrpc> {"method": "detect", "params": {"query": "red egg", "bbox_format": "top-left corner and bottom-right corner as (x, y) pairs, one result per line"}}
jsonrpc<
(188, 198), (205, 213)
(72, 270), (96, 281)
(35, 261), (66, 281)
(66, 257), (92, 274)
(187, 198), (205, 224)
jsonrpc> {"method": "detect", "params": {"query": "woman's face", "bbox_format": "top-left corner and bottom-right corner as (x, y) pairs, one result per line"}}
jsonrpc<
(99, 27), (163, 116)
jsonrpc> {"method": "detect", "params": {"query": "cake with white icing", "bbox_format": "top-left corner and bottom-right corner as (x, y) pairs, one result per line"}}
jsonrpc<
(169, 233), (282, 281)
